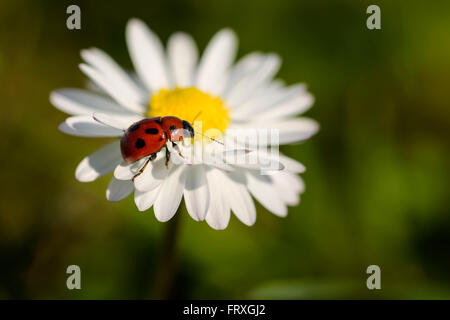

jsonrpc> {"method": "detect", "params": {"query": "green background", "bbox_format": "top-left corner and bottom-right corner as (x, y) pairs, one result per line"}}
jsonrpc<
(0, 0), (449, 299)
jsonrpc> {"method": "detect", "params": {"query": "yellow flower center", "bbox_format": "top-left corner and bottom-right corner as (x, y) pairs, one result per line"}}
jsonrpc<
(148, 87), (230, 138)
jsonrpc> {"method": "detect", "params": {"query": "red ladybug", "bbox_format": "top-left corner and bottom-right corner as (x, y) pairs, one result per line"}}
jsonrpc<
(120, 116), (194, 180)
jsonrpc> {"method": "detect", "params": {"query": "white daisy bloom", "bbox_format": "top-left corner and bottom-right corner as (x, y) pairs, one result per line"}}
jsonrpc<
(50, 19), (318, 230)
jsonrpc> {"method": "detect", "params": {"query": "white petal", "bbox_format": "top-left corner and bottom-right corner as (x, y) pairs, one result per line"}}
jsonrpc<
(203, 153), (235, 172)
(106, 178), (134, 202)
(75, 140), (123, 182)
(246, 171), (287, 217)
(133, 152), (168, 191)
(251, 53), (281, 83)
(208, 67), (231, 96)
(59, 116), (123, 137)
(279, 154), (306, 173)
(225, 54), (281, 108)
(195, 29), (237, 94)
(134, 188), (160, 211)
(154, 165), (186, 222)
(79, 63), (146, 113)
(279, 171), (305, 194)
(220, 149), (284, 172)
(205, 169), (231, 230)
(232, 118), (319, 145)
(219, 145), (301, 174)
(222, 52), (265, 97)
(81, 48), (148, 104)
(50, 89), (137, 116)
(200, 139), (236, 171)
(129, 71), (149, 94)
(277, 185), (300, 206)
(271, 171), (304, 206)
(184, 165), (209, 221)
(255, 91), (314, 120)
(273, 118), (319, 144)
(92, 112), (138, 130)
(167, 32), (198, 87)
(85, 79), (106, 94)
(126, 18), (170, 91)
(114, 159), (146, 180)
(221, 172), (256, 226)
(231, 83), (301, 119)
(217, 148), (251, 160)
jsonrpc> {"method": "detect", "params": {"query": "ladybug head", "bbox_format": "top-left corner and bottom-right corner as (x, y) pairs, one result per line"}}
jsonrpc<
(182, 120), (195, 138)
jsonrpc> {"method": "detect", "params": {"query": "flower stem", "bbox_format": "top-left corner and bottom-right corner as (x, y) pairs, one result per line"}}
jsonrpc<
(151, 208), (182, 299)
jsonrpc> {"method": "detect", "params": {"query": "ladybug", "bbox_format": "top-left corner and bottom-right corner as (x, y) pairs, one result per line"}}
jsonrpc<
(120, 116), (195, 180)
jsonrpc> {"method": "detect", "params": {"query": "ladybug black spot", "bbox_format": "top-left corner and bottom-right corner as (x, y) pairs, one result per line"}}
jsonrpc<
(135, 138), (146, 149)
(129, 123), (140, 132)
(146, 128), (159, 134)
(169, 125), (176, 131)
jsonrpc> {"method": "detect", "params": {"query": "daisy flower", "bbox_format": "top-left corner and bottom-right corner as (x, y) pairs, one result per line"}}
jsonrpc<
(50, 18), (318, 230)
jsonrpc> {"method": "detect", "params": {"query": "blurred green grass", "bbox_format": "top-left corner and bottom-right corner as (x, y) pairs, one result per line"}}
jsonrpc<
(0, 0), (449, 299)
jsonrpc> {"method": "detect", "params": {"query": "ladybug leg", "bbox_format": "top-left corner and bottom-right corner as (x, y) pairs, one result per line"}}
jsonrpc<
(132, 158), (150, 182)
(132, 153), (157, 181)
(149, 152), (157, 161)
(165, 146), (171, 168)
(171, 141), (185, 159)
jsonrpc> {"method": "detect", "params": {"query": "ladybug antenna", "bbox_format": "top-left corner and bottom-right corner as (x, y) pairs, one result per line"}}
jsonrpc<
(194, 130), (225, 146)
(191, 111), (203, 123)
(189, 111), (224, 145)
(189, 110), (224, 145)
